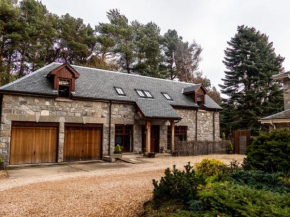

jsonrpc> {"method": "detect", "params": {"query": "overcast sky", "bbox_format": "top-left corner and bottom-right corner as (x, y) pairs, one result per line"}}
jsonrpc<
(41, 0), (290, 90)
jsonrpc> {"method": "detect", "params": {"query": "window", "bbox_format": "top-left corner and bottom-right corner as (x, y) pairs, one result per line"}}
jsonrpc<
(115, 125), (133, 152)
(58, 79), (71, 98)
(136, 90), (146, 97)
(115, 87), (125, 96)
(196, 94), (204, 106)
(167, 126), (187, 150)
(162, 92), (172, 100)
(144, 90), (153, 98)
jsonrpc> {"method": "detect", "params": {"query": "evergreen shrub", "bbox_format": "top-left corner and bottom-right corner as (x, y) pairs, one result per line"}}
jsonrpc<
(243, 129), (290, 172)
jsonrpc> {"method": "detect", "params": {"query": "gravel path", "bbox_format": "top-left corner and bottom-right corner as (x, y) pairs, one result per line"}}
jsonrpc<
(0, 155), (245, 217)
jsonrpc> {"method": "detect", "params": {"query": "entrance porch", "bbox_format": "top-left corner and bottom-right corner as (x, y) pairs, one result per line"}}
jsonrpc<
(141, 120), (177, 153)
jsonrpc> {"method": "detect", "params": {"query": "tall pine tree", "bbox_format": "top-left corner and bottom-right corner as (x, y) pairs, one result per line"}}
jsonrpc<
(219, 25), (284, 135)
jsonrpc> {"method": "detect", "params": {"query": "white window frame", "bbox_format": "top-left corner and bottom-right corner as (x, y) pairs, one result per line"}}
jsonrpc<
(144, 90), (153, 98)
(136, 90), (146, 97)
(115, 87), (125, 96)
(162, 92), (172, 100)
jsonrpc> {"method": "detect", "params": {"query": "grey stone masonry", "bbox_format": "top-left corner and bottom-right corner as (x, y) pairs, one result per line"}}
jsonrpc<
(0, 95), (111, 163)
(175, 109), (196, 141)
(0, 94), (220, 164)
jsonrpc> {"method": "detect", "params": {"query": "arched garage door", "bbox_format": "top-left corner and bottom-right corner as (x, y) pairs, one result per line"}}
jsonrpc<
(64, 124), (102, 162)
(10, 122), (58, 165)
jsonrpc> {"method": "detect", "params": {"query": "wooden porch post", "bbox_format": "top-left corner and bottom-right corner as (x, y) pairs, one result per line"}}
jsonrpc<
(170, 120), (175, 153)
(146, 120), (151, 153)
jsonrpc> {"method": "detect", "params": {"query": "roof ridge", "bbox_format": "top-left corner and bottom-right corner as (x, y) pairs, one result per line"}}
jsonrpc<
(0, 63), (56, 89)
(69, 63), (198, 85)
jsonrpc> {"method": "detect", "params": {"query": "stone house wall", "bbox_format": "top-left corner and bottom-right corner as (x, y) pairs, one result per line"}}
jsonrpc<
(176, 109), (220, 142)
(0, 94), (220, 164)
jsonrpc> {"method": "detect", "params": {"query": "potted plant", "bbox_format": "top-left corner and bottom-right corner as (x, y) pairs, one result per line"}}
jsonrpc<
(228, 141), (234, 154)
(112, 144), (122, 159)
(0, 157), (4, 170)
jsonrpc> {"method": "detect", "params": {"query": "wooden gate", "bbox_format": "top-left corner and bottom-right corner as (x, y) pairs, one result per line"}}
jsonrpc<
(233, 130), (250, 154)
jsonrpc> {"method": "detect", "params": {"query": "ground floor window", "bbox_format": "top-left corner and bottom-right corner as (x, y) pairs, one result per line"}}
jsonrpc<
(167, 126), (187, 150)
(115, 125), (133, 152)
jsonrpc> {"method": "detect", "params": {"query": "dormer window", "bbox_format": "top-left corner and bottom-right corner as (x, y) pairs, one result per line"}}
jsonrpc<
(183, 84), (207, 106)
(197, 95), (204, 106)
(162, 92), (172, 100)
(59, 79), (71, 98)
(115, 87), (126, 96)
(47, 63), (80, 99)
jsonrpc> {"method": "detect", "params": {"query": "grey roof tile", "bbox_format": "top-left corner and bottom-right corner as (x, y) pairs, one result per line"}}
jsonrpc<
(0, 62), (222, 118)
(261, 109), (290, 120)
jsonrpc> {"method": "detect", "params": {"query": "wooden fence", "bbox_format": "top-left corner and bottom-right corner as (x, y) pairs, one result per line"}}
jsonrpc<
(175, 140), (229, 156)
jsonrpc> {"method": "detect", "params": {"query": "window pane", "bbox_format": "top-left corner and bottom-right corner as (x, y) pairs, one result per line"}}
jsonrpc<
(59, 85), (70, 97)
(163, 93), (172, 100)
(137, 90), (145, 97)
(115, 135), (123, 146)
(144, 91), (153, 98)
(115, 87), (125, 95)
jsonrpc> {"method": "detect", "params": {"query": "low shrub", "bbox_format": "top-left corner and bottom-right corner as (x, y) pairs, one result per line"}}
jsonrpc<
(152, 163), (205, 203)
(194, 184), (290, 216)
(243, 129), (290, 173)
(114, 144), (122, 154)
(229, 170), (290, 193)
(195, 159), (226, 176)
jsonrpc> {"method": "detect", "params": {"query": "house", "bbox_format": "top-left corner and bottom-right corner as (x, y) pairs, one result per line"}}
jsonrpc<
(261, 71), (290, 130)
(0, 63), (222, 165)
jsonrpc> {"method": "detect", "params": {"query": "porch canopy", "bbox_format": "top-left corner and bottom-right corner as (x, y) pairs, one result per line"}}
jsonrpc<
(135, 99), (182, 153)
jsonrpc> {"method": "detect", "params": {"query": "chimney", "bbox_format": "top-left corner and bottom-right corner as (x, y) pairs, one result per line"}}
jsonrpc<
(272, 72), (290, 110)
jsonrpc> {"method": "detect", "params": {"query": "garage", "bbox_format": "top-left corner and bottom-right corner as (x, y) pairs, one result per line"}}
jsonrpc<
(10, 122), (58, 165)
(64, 124), (102, 162)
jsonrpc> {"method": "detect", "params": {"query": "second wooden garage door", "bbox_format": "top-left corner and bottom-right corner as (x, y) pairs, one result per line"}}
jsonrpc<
(64, 124), (102, 162)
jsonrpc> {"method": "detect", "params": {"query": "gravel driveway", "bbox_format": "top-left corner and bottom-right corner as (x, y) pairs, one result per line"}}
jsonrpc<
(0, 155), (245, 217)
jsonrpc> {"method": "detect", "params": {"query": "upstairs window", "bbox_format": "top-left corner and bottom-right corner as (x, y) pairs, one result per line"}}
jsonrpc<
(136, 90), (146, 98)
(115, 87), (126, 96)
(162, 92), (172, 100)
(143, 90), (153, 98)
(196, 94), (204, 106)
(58, 79), (71, 98)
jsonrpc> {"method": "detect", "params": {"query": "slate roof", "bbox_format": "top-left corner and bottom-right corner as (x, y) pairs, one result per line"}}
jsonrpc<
(261, 109), (290, 120)
(0, 62), (222, 119)
(183, 84), (201, 93)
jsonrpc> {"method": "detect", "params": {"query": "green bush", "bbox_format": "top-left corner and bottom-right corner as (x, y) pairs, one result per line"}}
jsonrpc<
(114, 144), (122, 154)
(152, 163), (205, 203)
(0, 157), (2, 163)
(243, 129), (290, 172)
(222, 132), (226, 140)
(229, 170), (290, 193)
(195, 184), (290, 216)
(195, 159), (227, 177)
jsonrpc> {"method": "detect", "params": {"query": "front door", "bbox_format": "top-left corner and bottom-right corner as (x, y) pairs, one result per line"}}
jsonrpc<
(142, 125), (160, 153)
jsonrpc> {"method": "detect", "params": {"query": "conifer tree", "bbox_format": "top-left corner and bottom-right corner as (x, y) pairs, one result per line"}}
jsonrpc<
(219, 25), (284, 135)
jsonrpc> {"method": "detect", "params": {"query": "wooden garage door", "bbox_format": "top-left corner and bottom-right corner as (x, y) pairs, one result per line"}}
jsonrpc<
(10, 122), (58, 165)
(64, 124), (102, 162)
